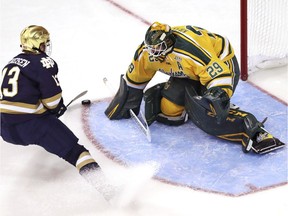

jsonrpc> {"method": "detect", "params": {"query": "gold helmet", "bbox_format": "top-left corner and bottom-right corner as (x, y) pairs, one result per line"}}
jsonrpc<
(20, 25), (51, 55)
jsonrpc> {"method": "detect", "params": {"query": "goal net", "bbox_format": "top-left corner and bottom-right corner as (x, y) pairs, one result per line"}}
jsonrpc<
(240, 0), (288, 80)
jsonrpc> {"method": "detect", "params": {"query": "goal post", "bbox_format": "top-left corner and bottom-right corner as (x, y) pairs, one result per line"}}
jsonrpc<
(240, 0), (288, 81)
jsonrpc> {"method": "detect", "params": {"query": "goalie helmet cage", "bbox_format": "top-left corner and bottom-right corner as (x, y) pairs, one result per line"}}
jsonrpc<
(240, 0), (288, 81)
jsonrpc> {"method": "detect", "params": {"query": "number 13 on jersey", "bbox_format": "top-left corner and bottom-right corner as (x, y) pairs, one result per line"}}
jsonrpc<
(1, 66), (20, 99)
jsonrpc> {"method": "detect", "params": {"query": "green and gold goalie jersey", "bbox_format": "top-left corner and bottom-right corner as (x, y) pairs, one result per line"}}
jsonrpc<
(126, 25), (238, 98)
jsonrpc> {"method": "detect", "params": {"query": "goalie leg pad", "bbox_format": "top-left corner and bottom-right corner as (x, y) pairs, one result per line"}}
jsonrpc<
(185, 85), (242, 135)
(184, 85), (216, 133)
(242, 114), (264, 152)
(201, 87), (230, 125)
(143, 83), (165, 125)
(243, 115), (286, 154)
(161, 77), (203, 106)
(105, 75), (143, 119)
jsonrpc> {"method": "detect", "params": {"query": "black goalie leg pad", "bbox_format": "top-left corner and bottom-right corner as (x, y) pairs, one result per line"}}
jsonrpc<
(200, 87), (230, 125)
(143, 83), (165, 125)
(105, 75), (143, 119)
(242, 114), (264, 153)
(184, 85), (210, 132)
(184, 85), (231, 135)
(243, 115), (286, 154)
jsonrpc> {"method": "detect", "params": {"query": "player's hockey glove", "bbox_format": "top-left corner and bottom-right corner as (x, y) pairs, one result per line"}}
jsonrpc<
(105, 75), (143, 119)
(194, 87), (230, 124)
(49, 97), (67, 118)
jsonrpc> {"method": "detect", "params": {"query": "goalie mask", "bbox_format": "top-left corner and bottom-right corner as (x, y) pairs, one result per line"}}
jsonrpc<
(20, 25), (52, 55)
(144, 22), (175, 57)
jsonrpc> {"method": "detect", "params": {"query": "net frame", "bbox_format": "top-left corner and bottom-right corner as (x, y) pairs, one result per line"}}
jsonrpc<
(240, 0), (288, 81)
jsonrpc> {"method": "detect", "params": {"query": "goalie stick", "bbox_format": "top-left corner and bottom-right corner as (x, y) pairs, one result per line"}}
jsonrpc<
(66, 90), (88, 108)
(103, 77), (151, 142)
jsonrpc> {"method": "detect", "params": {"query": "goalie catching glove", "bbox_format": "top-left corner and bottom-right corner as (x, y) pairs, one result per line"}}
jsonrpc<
(105, 75), (143, 119)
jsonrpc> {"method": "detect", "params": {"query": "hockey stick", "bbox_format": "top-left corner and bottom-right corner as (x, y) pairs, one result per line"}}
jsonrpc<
(129, 109), (151, 142)
(103, 77), (151, 142)
(66, 90), (88, 108)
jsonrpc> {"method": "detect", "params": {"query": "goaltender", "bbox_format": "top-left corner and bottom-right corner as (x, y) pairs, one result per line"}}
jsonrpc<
(105, 21), (285, 154)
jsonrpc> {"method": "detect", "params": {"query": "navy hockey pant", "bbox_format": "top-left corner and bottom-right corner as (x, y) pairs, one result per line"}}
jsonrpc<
(1, 115), (85, 166)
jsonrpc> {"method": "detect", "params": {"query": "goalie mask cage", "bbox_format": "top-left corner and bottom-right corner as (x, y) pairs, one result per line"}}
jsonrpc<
(240, 0), (288, 81)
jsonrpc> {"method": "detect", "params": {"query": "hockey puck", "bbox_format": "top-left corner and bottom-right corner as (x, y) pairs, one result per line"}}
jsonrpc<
(81, 99), (91, 105)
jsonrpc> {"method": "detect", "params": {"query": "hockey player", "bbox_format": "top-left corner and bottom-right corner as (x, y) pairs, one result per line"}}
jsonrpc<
(105, 21), (285, 154)
(0, 25), (113, 199)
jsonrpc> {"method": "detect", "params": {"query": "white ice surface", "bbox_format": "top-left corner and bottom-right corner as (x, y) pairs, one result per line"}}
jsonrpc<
(1, 0), (287, 215)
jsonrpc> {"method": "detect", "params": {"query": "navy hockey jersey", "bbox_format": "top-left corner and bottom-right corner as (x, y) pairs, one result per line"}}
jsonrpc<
(0, 53), (62, 124)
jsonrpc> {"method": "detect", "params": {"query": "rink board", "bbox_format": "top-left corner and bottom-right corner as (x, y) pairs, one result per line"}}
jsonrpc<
(82, 81), (287, 196)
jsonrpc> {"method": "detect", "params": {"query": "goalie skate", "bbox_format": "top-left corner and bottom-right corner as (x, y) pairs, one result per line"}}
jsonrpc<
(252, 132), (285, 154)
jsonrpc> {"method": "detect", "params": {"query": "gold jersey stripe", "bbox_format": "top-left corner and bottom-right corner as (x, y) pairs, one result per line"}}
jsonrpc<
(42, 92), (62, 109)
(0, 100), (47, 114)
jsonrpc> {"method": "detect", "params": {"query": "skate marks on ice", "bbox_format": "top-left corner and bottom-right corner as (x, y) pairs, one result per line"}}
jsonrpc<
(81, 160), (159, 208)
(82, 81), (287, 197)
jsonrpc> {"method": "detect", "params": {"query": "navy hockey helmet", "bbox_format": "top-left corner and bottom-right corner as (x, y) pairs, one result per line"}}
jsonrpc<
(144, 22), (175, 57)
(20, 25), (52, 55)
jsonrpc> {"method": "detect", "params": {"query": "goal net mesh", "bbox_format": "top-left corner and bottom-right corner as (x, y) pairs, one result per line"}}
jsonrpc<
(247, 0), (288, 73)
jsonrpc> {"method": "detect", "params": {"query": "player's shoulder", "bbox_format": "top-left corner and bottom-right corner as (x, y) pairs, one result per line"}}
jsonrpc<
(133, 42), (147, 61)
(19, 53), (58, 71)
(21, 53), (56, 63)
(172, 25), (208, 35)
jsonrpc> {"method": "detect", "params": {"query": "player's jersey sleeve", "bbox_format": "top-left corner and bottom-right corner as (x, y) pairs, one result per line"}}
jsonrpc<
(0, 53), (62, 123)
(31, 54), (62, 109)
(172, 25), (237, 97)
(125, 42), (157, 89)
